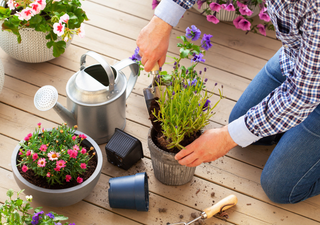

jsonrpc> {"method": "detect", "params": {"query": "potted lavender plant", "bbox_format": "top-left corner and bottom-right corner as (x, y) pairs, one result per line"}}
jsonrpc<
(132, 25), (223, 185)
(11, 123), (103, 207)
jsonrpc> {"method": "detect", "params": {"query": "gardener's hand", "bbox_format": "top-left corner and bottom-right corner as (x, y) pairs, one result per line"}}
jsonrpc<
(136, 15), (172, 72)
(175, 126), (237, 167)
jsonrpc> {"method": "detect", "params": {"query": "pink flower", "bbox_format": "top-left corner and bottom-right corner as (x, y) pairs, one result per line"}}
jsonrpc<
(59, 14), (69, 23)
(48, 151), (60, 161)
(239, 6), (253, 16)
(259, 12), (271, 22)
(30, 2), (41, 14)
(36, 0), (46, 10)
(72, 135), (77, 140)
(37, 158), (46, 167)
(80, 163), (86, 169)
(37, 122), (42, 127)
(236, 1), (246, 8)
(77, 23), (85, 38)
(7, 0), (15, 10)
(67, 149), (78, 159)
(81, 148), (87, 154)
(46, 172), (51, 177)
(39, 144), (47, 152)
(257, 24), (267, 36)
(209, 2), (221, 12)
(152, 0), (159, 10)
(19, 151), (23, 155)
(221, 3), (235, 11)
(66, 175), (72, 182)
(233, 16), (244, 29)
(207, 15), (219, 24)
(26, 150), (31, 156)
(22, 165), (28, 172)
(32, 153), (38, 161)
(77, 177), (83, 184)
(27, 133), (33, 137)
(53, 22), (65, 36)
(17, 8), (34, 21)
(79, 134), (87, 139)
(24, 136), (30, 141)
(238, 18), (251, 31)
(54, 167), (60, 172)
(197, 0), (205, 9)
(73, 145), (79, 151)
(56, 160), (66, 168)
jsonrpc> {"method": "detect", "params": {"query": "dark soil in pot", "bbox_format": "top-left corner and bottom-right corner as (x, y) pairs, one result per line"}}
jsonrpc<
(149, 98), (201, 154)
(16, 139), (97, 189)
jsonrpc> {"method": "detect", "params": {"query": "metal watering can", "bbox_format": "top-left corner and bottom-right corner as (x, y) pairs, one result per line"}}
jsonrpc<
(34, 51), (139, 144)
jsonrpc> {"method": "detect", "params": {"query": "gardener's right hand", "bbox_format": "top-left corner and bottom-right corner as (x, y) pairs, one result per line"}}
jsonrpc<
(136, 15), (172, 72)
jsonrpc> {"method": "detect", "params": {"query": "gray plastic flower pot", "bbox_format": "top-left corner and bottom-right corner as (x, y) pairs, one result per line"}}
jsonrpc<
(108, 172), (149, 211)
(11, 130), (103, 207)
(148, 126), (196, 186)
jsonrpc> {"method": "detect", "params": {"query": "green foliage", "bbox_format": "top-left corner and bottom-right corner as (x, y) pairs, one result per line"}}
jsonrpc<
(18, 123), (95, 185)
(0, 0), (88, 58)
(0, 189), (72, 225)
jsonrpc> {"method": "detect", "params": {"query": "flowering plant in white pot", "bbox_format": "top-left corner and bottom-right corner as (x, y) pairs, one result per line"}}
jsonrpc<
(0, 0), (87, 57)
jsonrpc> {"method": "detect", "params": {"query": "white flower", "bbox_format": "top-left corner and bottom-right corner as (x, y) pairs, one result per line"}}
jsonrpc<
(26, 195), (33, 202)
(53, 22), (65, 36)
(17, 8), (34, 21)
(35, 0), (46, 10)
(59, 14), (69, 23)
(30, 2), (41, 15)
(7, 0), (15, 10)
(77, 23), (85, 38)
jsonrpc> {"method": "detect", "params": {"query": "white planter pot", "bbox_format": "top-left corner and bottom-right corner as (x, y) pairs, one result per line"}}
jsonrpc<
(193, 3), (259, 21)
(0, 59), (4, 94)
(11, 130), (103, 207)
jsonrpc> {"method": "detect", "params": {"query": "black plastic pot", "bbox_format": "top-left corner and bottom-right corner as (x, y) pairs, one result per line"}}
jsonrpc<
(108, 172), (149, 211)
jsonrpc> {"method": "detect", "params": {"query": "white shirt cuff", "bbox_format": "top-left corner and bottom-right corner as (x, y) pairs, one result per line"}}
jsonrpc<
(154, 0), (186, 27)
(228, 115), (261, 147)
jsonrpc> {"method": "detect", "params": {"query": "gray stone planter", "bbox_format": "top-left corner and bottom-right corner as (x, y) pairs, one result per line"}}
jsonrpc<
(147, 126), (196, 186)
(11, 130), (103, 207)
(0, 58), (4, 94)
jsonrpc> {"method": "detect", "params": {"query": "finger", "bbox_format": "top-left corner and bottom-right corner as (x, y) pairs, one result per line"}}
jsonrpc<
(158, 55), (166, 68)
(186, 158), (203, 167)
(177, 152), (198, 166)
(175, 147), (194, 161)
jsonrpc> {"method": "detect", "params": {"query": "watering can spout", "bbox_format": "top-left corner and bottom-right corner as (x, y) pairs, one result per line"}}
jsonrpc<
(34, 85), (77, 127)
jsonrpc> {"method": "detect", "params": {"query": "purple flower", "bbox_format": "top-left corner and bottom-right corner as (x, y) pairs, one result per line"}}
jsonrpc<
(203, 99), (211, 111)
(46, 212), (54, 219)
(233, 16), (251, 31)
(259, 11), (271, 22)
(152, 0), (160, 10)
(239, 6), (253, 16)
(32, 211), (44, 225)
(201, 34), (213, 50)
(186, 25), (201, 41)
(204, 78), (208, 82)
(191, 53), (205, 63)
(129, 47), (141, 62)
(172, 91), (175, 95)
(204, 67), (207, 72)
(191, 78), (197, 86)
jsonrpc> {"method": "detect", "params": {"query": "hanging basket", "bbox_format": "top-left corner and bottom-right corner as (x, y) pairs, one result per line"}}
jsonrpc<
(0, 58), (4, 94)
(192, 3), (260, 21)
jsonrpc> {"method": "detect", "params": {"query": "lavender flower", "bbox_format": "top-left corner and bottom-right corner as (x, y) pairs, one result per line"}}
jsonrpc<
(191, 78), (197, 86)
(186, 25), (201, 41)
(203, 99), (211, 111)
(129, 47), (141, 62)
(191, 53), (205, 63)
(201, 34), (213, 50)
(46, 212), (55, 219)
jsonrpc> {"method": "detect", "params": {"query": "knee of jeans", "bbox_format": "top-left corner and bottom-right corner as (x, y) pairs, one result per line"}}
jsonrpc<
(260, 171), (291, 204)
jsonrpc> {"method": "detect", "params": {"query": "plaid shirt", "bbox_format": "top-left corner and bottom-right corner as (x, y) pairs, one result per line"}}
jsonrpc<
(172, 0), (195, 9)
(245, 0), (320, 137)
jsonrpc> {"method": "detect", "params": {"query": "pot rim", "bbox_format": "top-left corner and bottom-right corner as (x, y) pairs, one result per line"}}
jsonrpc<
(11, 129), (103, 194)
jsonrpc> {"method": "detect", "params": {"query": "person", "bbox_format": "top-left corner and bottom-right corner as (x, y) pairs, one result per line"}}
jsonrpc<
(136, 0), (320, 204)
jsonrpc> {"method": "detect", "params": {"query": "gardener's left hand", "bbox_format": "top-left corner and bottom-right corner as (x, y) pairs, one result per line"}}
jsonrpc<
(174, 126), (237, 167)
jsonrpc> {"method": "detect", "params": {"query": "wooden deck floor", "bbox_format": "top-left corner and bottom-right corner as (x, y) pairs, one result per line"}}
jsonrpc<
(0, 0), (319, 224)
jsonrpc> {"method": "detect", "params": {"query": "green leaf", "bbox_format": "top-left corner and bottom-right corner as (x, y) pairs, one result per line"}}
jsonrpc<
(6, 189), (14, 198)
(53, 215), (68, 221)
(180, 49), (190, 58)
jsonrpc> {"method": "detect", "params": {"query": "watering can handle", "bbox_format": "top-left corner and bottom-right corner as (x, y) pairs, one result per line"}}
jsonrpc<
(80, 51), (115, 92)
(113, 58), (139, 99)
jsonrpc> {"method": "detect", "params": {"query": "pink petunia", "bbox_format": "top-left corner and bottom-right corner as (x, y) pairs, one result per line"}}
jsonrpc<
(257, 24), (267, 36)
(80, 163), (87, 169)
(259, 12), (271, 22)
(53, 22), (65, 36)
(32, 153), (38, 161)
(46, 172), (51, 177)
(236, 1), (246, 8)
(26, 150), (31, 156)
(206, 15), (219, 24)
(238, 18), (251, 31)
(81, 148), (87, 154)
(30, 2), (41, 14)
(66, 175), (72, 182)
(233, 16), (244, 29)
(39, 144), (47, 152)
(77, 177), (83, 184)
(56, 159), (66, 168)
(22, 165), (28, 172)
(197, 0), (205, 9)
(48, 151), (60, 161)
(59, 14), (70, 23)
(152, 0), (159, 10)
(37, 158), (46, 167)
(209, 2), (221, 12)
(239, 6), (253, 16)
(221, 3), (235, 11)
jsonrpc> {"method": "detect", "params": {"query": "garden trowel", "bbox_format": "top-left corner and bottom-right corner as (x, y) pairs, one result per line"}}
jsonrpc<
(143, 62), (160, 114)
(167, 195), (238, 225)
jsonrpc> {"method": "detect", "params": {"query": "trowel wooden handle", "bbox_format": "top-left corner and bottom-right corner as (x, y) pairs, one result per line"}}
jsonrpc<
(203, 195), (238, 219)
(151, 62), (160, 72)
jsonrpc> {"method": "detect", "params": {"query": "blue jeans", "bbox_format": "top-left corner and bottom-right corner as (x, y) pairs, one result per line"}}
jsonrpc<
(229, 48), (320, 204)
